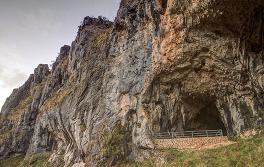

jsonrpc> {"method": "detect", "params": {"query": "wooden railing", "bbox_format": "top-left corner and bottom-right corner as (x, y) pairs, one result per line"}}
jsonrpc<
(153, 129), (223, 139)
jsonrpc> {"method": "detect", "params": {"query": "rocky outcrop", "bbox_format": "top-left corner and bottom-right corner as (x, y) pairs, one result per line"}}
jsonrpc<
(0, 64), (49, 158)
(1, 0), (264, 166)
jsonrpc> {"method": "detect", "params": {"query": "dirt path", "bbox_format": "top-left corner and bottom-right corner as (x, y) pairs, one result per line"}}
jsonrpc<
(154, 136), (235, 150)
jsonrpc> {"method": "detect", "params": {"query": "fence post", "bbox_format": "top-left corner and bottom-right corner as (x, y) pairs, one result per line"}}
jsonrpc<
(153, 129), (223, 139)
(220, 129), (223, 136)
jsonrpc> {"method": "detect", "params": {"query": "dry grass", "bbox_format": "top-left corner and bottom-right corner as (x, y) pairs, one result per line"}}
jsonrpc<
(0, 155), (24, 167)
(93, 28), (111, 47)
(0, 153), (64, 167)
(85, 122), (126, 166)
(117, 128), (264, 167)
(58, 57), (69, 71)
(31, 77), (49, 93)
(40, 88), (72, 113)
(7, 95), (33, 121)
(0, 128), (13, 145)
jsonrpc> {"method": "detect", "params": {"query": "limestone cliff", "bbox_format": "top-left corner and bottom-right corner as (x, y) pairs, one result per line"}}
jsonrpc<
(1, 0), (264, 166)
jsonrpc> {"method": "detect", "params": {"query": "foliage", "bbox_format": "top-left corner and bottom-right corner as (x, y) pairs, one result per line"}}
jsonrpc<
(80, 123), (87, 133)
(93, 28), (111, 47)
(116, 129), (264, 167)
(0, 155), (24, 167)
(7, 95), (33, 121)
(19, 153), (53, 167)
(96, 122), (127, 166)
(40, 88), (72, 113)
(58, 57), (69, 71)
(0, 127), (13, 145)
(86, 122), (126, 166)
(0, 153), (65, 167)
(32, 79), (48, 93)
(115, 160), (154, 167)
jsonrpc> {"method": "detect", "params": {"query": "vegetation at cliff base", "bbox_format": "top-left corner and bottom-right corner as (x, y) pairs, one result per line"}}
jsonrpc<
(0, 153), (64, 167)
(116, 131), (264, 167)
(0, 155), (24, 167)
(89, 121), (128, 167)
(1, 131), (263, 167)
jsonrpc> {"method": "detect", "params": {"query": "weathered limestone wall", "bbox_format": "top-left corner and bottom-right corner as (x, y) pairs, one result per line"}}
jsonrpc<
(1, 0), (264, 166)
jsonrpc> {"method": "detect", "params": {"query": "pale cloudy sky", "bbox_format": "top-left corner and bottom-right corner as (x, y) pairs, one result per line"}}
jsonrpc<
(0, 0), (120, 109)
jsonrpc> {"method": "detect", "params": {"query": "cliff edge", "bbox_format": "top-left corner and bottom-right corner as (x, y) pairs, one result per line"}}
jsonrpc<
(1, 0), (264, 166)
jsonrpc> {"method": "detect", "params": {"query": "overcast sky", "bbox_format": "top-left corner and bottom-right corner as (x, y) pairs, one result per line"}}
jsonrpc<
(0, 0), (120, 109)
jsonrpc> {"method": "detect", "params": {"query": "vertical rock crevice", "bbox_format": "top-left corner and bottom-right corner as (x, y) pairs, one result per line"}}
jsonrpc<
(1, 0), (264, 166)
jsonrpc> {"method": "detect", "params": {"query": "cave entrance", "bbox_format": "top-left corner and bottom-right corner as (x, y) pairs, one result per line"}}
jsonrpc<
(151, 94), (228, 136)
(183, 97), (227, 136)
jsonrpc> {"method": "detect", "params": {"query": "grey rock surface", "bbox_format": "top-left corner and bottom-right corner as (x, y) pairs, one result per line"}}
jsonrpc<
(1, 0), (264, 166)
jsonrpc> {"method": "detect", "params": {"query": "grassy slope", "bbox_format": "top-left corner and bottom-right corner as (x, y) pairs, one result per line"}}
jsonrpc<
(117, 132), (264, 167)
(0, 156), (24, 167)
(0, 153), (62, 167)
(1, 132), (263, 167)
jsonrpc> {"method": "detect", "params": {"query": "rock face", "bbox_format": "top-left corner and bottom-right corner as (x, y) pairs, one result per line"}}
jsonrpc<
(1, 0), (264, 166)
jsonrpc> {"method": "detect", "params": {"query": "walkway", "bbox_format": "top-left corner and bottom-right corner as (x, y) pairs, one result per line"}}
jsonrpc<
(152, 130), (234, 150)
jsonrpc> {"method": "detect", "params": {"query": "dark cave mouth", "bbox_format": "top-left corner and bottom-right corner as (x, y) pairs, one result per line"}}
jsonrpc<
(155, 95), (227, 135)
(184, 100), (227, 136)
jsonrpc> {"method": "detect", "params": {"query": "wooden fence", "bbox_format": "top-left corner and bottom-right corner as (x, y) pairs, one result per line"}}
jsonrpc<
(153, 129), (223, 139)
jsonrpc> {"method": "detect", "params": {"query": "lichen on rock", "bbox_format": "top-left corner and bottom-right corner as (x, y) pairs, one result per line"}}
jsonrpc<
(1, 0), (264, 166)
